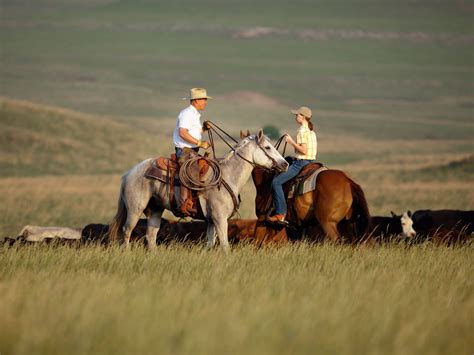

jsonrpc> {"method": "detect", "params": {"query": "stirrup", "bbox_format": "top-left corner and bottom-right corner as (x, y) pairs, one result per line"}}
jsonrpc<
(266, 214), (288, 225)
(180, 204), (197, 217)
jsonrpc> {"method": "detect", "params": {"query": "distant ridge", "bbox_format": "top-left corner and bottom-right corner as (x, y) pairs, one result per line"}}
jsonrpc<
(0, 97), (162, 176)
(411, 155), (474, 181)
(420, 155), (474, 173)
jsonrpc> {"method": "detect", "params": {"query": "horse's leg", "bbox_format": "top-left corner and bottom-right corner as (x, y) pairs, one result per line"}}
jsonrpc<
(122, 188), (151, 249)
(319, 220), (341, 242)
(213, 217), (230, 254)
(253, 222), (269, 248)
(205, 223), (217, 250)
(122, 212), (141, 249)
(145, 208), (163, 251)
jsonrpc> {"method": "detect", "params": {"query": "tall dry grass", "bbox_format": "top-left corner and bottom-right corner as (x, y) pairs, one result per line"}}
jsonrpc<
(1, 243), (472, 355)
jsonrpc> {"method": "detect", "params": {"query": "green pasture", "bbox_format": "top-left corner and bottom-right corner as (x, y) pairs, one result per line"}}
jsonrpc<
(0, 0), (473, 231)
(0, 2), (473, 354)
(1, 0), (473, 137)
(1, 0), (472, 228)
(0, 98), (473, 238)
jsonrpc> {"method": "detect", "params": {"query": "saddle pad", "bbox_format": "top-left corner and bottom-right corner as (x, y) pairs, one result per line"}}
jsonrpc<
(288, 166), (329, 199)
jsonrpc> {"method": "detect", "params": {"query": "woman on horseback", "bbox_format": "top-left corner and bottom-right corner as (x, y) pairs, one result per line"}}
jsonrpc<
(267, 106), (317, 223)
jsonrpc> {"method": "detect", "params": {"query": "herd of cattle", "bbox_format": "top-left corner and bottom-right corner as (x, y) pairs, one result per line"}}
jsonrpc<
(2, 209), (473, 247)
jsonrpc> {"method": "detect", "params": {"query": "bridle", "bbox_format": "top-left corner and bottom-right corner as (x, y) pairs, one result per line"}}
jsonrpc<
(202, 122), (285, 217)
(235, 137), (283, 172)
(274, 135), (288, 156)
(206, 121), (284, 172)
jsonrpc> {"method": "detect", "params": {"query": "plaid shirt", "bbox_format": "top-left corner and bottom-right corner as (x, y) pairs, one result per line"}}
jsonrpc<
(296, 125), (317, 160)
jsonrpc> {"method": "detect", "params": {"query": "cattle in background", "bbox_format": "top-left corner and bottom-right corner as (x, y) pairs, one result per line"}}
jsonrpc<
(1, 226), (83, 246)
(412, 210), (474, 235)
(17, 225), (82, 243)
(423, 228), (473, 246)
(82, 218), (184, 245)
(82, 219), (148, 244)
(159, 218), (288, 245)
(370, 211), (416, 241)
(250, 219), (289, 246)
(411, 209), (473, 245)
(82, 218), (287, 246)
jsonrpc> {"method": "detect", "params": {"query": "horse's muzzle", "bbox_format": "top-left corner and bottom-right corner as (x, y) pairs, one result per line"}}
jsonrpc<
(275, 161), (289, 173)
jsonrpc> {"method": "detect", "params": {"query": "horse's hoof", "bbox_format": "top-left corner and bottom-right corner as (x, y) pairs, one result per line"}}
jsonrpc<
(147, 242), (157, 252)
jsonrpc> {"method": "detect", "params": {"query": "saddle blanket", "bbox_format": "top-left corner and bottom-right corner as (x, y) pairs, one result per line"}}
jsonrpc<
(288, 166), (329, 199)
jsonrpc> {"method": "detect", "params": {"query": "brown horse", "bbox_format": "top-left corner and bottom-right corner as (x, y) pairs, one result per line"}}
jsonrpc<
(252, 164), (371, 243)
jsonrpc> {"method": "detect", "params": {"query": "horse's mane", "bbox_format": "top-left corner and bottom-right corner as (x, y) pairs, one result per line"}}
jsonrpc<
(219, 135), (256, 165)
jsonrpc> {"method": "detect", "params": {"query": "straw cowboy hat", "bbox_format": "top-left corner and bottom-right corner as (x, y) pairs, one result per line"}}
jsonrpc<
(291, 106), (312, 118)
(182, 88), (213, 100)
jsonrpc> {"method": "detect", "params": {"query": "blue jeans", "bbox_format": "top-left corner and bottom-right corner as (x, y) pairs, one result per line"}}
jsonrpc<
(272, 159), (313, 215)
(175, 147), (198, 160)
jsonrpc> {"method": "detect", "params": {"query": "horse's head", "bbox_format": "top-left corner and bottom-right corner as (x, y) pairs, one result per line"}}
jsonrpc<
(392, 210), (416, 238)
(238, 129), (288, 173)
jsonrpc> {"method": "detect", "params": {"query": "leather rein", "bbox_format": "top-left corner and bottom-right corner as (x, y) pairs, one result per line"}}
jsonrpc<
(205, 122), (283, 217)
(206, 121), (282, 171)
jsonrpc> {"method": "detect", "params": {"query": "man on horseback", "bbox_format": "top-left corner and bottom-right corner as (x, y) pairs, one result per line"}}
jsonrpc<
(173, 87), (212, 216)
(267, 106), (317, 223)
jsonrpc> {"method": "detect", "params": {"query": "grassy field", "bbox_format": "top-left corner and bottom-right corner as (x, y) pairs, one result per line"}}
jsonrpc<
(1, 243), (473, 355)
(1, 1), (473, 354)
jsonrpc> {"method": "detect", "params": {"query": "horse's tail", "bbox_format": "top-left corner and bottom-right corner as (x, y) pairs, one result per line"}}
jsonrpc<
(348, 176), (372, 238)
(108, 177), (127, 244)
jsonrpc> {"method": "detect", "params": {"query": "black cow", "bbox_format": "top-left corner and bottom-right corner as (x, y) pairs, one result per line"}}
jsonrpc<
(81, 218), (285, 246)
(82, 219), (149, 244)
(412, 210), (474, 235)
(411, 209), (474, 244)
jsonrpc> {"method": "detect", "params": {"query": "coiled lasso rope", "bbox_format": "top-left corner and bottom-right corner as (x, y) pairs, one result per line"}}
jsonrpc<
(179, 156), (222, 191)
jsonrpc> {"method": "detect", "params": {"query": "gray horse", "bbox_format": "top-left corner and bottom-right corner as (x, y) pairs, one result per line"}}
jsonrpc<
(108, 130), (288, 252)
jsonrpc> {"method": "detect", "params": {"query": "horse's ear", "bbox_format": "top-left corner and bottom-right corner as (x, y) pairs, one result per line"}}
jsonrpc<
(240, 130), (250, 139)
(391, 211), (396, 217)
(407, 210), (412, 217)
(257, 129), (264, 142)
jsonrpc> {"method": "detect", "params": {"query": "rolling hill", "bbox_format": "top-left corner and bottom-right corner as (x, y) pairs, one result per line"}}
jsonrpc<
(0, 97), (167, 176)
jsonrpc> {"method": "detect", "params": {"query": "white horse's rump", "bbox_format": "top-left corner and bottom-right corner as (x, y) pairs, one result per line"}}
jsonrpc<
(109, 130), (288, 252)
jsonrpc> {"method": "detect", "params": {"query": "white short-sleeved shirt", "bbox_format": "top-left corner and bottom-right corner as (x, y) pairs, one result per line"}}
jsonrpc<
(173, 105), (202, 148)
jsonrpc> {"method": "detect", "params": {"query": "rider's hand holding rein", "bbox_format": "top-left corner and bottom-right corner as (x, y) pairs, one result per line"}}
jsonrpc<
(285, 133), (308, 156)
(284, 133), (294, 144)
(202, 120), (212, 131)
(197, 140), (211, 150)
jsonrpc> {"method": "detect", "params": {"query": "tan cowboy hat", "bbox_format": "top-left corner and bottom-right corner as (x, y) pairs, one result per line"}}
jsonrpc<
(182, 88), (213, 100)
(291, 106), (312, 118)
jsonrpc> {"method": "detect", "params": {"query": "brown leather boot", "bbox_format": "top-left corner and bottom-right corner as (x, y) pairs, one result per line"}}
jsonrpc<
(183, 198), (197, 215)
(180, 186), (197, 216)
(266, 214), (286, 223)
